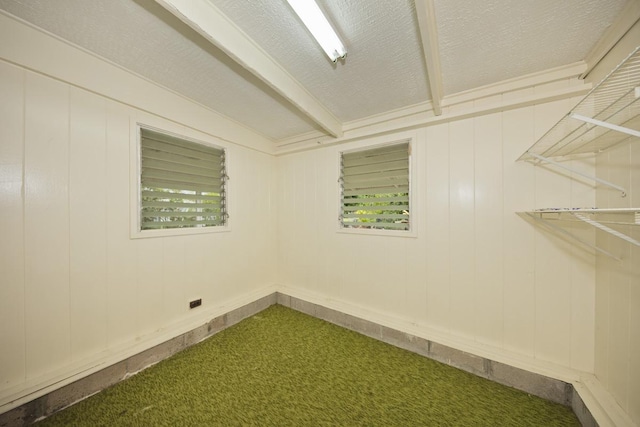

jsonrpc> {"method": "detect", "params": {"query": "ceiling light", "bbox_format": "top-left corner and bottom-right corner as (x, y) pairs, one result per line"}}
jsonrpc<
(287, 0), (347, 62)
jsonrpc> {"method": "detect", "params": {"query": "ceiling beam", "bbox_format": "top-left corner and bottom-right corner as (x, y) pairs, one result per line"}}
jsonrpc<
(155, 0), (343, 138)
(415, 0), (444, 116)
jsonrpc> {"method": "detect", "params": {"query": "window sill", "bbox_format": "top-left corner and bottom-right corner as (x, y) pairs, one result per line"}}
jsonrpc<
(130, 225), (231, 239)
(337, 227), (417, 238)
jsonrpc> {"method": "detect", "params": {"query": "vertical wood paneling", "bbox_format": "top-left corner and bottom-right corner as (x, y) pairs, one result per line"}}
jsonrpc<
(502, 107), (535, 356)
(424, 124), (451, 329)
(0, 61), (26, 387)
(629, 141), (640, 423)
(629, 274), (640, 423)
(314, 149), (333, 297)
(567, 144), (597, 373)
(23, 72), (71, 378)
(277, 155), (295, 286)
(473, 113), (504, 347)
(368, 237), (406, 315)
(594, 136), (640, 423)
(302, 153), (318, 292)
(69, 87), (108, 360)
(404, 132), (428, 322)
(448, 118), (476, 339)
(604, 143), (632, 410)
(106, 102), (138, 347)
(1, 39), (279, 409)
(274, 98), (597, 375)
(162, 238), (185, 323)
(532, 102), (572, 366)
(293, 153), (306, 290)
(594, 149), (611, 386)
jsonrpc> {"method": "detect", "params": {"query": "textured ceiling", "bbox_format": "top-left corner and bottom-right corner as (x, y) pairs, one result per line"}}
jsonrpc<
(210, 0), (430, 123)
(0, 0), (322, 140)
(0, 0), (630, 142)
(434, 0), (628, 95)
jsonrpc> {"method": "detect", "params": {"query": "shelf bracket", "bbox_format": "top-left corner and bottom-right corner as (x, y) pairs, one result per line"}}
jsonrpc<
(527, 152), (627, 197)
(569, 113), (640, 139)
(571, 212), (640, 247)
(524, 212), (621, 261)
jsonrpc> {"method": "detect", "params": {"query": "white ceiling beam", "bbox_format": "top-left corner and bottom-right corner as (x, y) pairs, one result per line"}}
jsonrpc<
(580, 0), (640, 79)
(415, 0), (444, 116)
(155, 0), (343, 138)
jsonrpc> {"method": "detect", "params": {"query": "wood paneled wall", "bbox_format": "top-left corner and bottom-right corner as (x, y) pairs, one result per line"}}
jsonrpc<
(595, 140), (640, 423)
(276, 97), (597, 375)
(0, 59), (278, 408)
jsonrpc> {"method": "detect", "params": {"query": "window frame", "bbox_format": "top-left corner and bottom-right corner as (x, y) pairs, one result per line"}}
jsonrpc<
(130, 123), (231, 239)
(337, 137), (417, 238)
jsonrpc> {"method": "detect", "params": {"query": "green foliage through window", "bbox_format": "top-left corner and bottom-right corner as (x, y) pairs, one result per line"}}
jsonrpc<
(140, 128), (227, 230)
(340, 142), (410, 231)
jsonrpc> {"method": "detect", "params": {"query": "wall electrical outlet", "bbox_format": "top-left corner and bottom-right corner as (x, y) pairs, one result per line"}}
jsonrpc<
(189, 298), (202, 309)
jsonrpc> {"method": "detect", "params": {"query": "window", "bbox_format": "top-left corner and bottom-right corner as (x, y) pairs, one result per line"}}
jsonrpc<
(340, 141), (411, 231)
(138, 127), (228, 232)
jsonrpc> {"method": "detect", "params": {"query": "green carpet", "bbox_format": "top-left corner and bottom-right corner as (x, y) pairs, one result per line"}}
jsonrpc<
(38, 305), (580, 426)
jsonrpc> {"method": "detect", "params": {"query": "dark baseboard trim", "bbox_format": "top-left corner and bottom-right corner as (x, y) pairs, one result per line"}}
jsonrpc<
(0, 292), (598, 426)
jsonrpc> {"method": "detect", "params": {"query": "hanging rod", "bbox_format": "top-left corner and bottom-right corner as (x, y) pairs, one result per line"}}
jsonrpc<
(527, 152), (627, 197)
(523, 212), (621, 261)
(569, 112), (640, 139)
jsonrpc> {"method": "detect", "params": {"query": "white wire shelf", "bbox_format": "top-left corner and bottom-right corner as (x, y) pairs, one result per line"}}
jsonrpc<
(518, 46), (640, 161)
(517, 48), (640, 259)
(520, 208), (640, 260)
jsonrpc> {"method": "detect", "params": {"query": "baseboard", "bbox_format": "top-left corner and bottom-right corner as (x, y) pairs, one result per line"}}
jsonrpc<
(3, 290), (632, 427)
(0, 286), (278, 426)
(573, 375), (636, 427)
(277, 289), (636, 427)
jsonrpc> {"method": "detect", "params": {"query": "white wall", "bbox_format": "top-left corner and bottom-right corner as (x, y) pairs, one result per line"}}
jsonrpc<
(590, 21), (640, 427)
(0, 16), (277, 411)
(595, 140), (640, 425)
(277, 97), (597, 378)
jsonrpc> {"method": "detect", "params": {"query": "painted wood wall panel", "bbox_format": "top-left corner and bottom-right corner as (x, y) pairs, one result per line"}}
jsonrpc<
(0, 61), (26, 388)
(69, 88), (109, 361)
(404, 137), (428, 323)
(277, 101), (596, 372)
(531, 102), (574, 368)
(23, 72), (72, 379)
(0, 57), (277, 409)
(448, 118), (476, 341)
(595, 139), (639, 422)
(105, 102), (138, 348)
(473, 113), (504, 348)
(501, 107), (535, 357)
(589, 22), (640, 423)
(424, 124), (451, 331)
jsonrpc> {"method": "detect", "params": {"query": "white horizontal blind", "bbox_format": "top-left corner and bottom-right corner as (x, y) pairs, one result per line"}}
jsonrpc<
(340, 141), (410, 231)
(140, 128), (227, 230)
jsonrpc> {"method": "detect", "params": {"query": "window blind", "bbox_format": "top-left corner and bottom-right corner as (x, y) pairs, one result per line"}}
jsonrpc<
(140, 128), (227, 230)
(340, 142), (410, 231)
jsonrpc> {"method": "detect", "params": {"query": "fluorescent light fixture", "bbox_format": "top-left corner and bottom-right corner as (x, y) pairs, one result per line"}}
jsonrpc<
(287, 0), (347, 62)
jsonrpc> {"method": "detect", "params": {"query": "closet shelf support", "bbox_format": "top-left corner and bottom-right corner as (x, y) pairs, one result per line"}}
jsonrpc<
(524, 212), (621, 261)
(527, 152), (627, 197)
(571, 212), (640, 247)
(569, 113), (640, 139)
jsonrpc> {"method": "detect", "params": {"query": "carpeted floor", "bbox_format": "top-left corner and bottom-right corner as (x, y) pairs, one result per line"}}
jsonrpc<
(37, 305), (580, 426)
